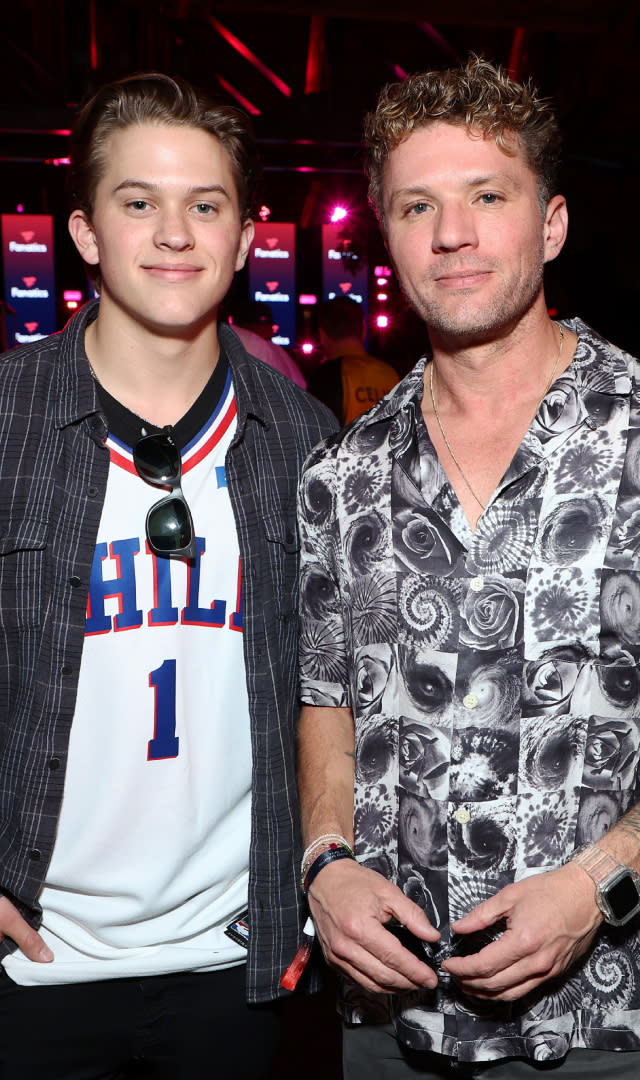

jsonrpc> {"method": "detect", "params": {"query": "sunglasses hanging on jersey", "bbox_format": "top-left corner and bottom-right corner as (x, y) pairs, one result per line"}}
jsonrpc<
(133, 426), (196, 560)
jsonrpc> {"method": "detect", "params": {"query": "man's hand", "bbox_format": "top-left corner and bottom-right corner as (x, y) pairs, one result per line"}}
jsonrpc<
(307, 857), (440, 994)
(440, 863), (602, 1001)
(0, 896), (53, 962)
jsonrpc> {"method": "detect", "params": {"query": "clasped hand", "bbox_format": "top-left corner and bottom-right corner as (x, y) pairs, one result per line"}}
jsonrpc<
(308, 860), (602, 1002)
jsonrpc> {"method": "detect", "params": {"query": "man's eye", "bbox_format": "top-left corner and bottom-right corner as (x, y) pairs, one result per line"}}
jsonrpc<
(194, 203), (216, 214)
(408, 202), (428, 216)
(128, 200), (150, 211)
(479, 192), (501, 205)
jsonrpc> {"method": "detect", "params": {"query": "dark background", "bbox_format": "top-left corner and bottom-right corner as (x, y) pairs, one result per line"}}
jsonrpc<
(1, 0), (639, 371)
(0, 3), (638, 1074)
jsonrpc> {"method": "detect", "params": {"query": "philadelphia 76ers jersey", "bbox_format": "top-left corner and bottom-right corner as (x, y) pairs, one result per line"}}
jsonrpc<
(5, 366), (253, 985)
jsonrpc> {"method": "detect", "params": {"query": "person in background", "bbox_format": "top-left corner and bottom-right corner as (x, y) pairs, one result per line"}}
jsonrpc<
(0, 72), (335, 1078)
(230, 298), (307, 388)
(297, 55), (640, 1079)
(307, 295), (398, 424)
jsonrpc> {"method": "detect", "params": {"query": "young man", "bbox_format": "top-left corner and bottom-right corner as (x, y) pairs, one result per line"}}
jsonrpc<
(297, 57), (640, 1078)
(307, 296), (398, 424)
(0, 73), (335, 1078)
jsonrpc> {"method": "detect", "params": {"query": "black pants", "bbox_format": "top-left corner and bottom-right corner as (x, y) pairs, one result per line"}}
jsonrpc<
(0, 964), (282, 1079)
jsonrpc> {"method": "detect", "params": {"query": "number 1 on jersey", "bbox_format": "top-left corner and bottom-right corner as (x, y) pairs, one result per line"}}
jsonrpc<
(148, 659), (180, 760)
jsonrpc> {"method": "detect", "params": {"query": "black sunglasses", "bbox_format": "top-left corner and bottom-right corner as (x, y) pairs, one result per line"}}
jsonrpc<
(133, 427), (196, 560)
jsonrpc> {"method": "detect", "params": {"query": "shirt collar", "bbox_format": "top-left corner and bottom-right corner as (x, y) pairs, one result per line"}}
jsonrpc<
(352, 316), (634, 434)
(52, 299), (102, 429)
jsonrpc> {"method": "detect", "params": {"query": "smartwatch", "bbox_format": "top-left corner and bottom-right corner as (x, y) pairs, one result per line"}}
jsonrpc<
(569, 844), (640, 927)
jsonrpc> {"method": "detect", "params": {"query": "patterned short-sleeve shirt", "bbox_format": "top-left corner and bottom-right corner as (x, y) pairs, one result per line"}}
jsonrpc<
(298, 318), (640, 1064)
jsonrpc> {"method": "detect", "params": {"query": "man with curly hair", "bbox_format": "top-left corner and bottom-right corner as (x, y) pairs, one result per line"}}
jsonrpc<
(297, 56), (640, 1078)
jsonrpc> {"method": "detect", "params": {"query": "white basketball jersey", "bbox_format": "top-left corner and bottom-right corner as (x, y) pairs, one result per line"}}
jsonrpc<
(5, 368), (253, 985)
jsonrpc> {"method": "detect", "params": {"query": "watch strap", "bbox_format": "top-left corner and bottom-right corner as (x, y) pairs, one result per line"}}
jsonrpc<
(569, 843), (624, 886)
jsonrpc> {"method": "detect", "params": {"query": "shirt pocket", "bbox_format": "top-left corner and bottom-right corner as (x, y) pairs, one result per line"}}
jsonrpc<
(261, 510), (300, 618)
(0, 516), (48, 630)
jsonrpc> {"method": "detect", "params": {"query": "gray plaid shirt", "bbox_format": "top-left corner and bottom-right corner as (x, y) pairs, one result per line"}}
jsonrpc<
(0, 300), (336, 1002)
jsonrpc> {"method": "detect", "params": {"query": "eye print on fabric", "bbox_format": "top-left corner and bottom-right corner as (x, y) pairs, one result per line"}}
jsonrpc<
(519, 715), (585, 791)
(356, 715), (397, 785)
(399, 650), (454, 717)
(355, 646), (394, 713)
(537, 496), (608, 566)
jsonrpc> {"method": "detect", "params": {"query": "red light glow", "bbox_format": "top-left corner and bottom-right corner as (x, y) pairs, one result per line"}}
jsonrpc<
(377, 292), (388, 302)
(376, 315), (389, 329)
(331, 206), (348, 223)
(216, 74), (260, 116)
(299, 294), (317, 305)
(209, 16), (291, 98)
(301, 342), (315, 354)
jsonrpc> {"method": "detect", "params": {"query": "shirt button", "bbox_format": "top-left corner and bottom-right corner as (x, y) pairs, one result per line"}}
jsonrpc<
(28, 849), (41, 861)
(69, 576), (81, 588)
(469, 576), (484, 592)
(87, 485), (99, 498)
(456, 808), (471, 825)
(60, 664), (73, 676)
(48, 757), (60, 770)
(463, 693), (478, 709)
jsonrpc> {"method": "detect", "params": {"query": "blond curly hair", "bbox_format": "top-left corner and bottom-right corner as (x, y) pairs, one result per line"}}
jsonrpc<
(364, 56), (561, 225)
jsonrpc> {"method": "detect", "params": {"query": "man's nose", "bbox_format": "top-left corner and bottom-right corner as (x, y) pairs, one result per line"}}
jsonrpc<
(153, 208), (195, 250)
(431, 201), (478, 253)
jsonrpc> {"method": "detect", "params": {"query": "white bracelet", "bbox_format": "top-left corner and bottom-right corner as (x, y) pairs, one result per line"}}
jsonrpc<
(301, 833), (354, 878)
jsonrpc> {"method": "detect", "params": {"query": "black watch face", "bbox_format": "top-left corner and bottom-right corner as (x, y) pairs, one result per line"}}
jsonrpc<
(608, 872), (640, 922)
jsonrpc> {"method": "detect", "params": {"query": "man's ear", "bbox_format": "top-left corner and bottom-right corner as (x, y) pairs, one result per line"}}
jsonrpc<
(68, 210), (100, 267)
(235, 218), (255, 271)
(543, 194), (568, 265)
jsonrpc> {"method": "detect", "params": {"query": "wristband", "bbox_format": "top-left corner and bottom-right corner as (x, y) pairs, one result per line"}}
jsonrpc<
(300, 836), (354, 889)
(303, 846), (355, 896)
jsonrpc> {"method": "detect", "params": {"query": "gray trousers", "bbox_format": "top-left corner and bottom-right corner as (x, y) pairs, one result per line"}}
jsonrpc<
(343, 1023), (640, 1079)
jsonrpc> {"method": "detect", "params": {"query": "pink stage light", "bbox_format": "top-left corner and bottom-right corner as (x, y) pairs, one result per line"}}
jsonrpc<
(376, 315), (389, 329)
(301, 342), (315, 354)
(64, 290), (83, 302)
(377, 292), (388, 302)
(330, 206), (348, 223)
(299, 294), (317, 305)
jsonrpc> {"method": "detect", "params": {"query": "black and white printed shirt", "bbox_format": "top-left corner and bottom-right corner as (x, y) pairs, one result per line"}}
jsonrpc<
(299, 318), (640, 1063)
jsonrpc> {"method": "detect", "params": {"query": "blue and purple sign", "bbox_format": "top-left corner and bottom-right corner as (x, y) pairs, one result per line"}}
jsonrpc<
(321, 224), (368, 319)
(2, 214), (56, 346)
(248, 222), (296, 346)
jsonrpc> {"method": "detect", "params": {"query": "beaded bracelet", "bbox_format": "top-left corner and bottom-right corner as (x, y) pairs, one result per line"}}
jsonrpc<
(303, 846), (355, 896)
(301, 833), (354, 871)
(300, 835), (354, 889)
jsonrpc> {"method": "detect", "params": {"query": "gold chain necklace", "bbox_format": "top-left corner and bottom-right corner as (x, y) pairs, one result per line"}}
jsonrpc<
(429, 324), (565, 514)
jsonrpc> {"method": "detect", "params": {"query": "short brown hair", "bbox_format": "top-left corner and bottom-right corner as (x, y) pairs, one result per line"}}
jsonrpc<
(69, 72), (260, 224)
(364, 56), (561, 224)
